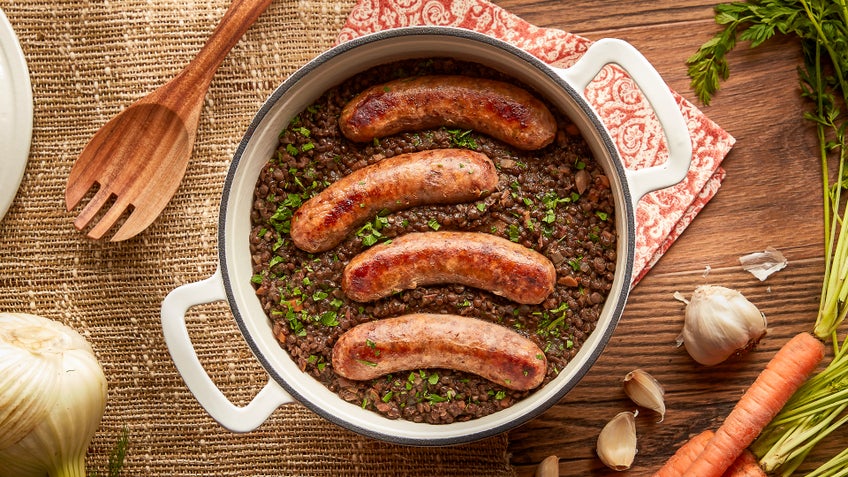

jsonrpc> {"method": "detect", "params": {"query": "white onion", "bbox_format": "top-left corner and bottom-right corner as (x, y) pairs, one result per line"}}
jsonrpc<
(0, 312), (107, 477)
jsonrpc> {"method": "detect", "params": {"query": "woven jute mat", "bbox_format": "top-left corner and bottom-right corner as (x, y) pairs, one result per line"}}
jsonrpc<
(0, 1), (515, 475)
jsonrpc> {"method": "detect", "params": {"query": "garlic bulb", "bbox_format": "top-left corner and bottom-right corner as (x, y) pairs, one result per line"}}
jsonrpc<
(676, 285), (767, 366)
(0, 312), (107, 477)
(623, 369), (666, 422)
(596, 411), (637, 471)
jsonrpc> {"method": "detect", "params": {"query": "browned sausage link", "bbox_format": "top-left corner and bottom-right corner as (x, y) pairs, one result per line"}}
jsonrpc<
(332, 313), (547, 391)
(342, 231), (556, 305)
(289, 149), (498, 253)
(339, 75), (557, 151)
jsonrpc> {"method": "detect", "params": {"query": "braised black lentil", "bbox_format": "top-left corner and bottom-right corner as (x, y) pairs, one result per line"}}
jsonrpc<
(249, 58), (617, 424)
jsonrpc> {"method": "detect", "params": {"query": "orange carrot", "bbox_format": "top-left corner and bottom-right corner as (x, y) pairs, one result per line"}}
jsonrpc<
(654, 430), (767, 477)
(653, 430), (715, 477)
(723, 449), (767, 477)
(682, 332), (826, 477)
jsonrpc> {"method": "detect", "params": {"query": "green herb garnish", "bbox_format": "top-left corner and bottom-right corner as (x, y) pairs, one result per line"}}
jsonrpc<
(688, 1), (848, 473)
(317, 310), (339, 327)
(446, 128), (479, 149)
(508, 224), (520, 242)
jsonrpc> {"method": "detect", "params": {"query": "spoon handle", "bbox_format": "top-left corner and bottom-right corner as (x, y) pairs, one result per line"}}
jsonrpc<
(162, 0), (273, 104)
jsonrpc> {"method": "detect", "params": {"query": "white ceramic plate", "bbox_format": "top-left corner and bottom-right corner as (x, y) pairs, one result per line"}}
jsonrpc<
(0, 7), (32, 222)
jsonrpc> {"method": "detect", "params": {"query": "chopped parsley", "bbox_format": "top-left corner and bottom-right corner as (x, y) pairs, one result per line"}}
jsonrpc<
(292, 126), (311, 137)
(446, 128), (478, 149)
(317, 310), (339, 327)
(508, 223), (521, 242)
(356, 214), (390, 246)
(307, 354), (326, 372)
(425, 393), (449, 404)
(284, 308), (306, 337)
(567, 257), (583, 272)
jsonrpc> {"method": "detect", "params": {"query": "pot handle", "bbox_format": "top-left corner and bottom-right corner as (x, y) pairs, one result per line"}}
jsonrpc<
(556, 38), (692, 207)
(160, 268), (293, 432)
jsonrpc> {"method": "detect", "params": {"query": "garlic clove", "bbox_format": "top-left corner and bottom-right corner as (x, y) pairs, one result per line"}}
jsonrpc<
(534, 455), (560, 477)
(623, 369), (666, 422)
(677, 285), (767, 366)
(597, 411), (638, 471)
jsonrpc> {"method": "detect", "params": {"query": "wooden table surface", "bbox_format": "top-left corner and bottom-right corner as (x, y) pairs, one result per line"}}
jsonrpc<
(497, 0), (846, 475)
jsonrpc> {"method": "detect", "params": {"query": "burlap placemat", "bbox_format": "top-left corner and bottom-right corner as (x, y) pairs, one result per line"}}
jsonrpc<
(0, 1), (515, 475)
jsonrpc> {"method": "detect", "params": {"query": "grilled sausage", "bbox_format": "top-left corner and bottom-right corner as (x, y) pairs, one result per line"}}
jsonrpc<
(339, 75), (557, 151)
(331, 313), (547, 391)
(289, 149), (498, 253)
(342, 231), (556, 305)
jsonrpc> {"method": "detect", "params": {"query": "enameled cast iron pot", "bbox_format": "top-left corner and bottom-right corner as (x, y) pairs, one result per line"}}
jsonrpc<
(160, 26), (692, 446)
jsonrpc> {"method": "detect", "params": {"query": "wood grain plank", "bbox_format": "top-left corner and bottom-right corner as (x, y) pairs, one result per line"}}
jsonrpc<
(498, 0), (842, 475)
(496, 0), (720, 35)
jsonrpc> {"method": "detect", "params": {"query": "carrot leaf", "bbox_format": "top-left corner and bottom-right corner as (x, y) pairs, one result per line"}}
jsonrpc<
(688, 0), (848, 474)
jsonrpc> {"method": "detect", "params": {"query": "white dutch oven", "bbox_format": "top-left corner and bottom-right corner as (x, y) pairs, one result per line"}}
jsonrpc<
(161, 26), (692, 446)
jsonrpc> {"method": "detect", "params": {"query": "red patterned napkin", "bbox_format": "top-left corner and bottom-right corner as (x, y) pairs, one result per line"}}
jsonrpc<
(337, 0), (735, 285)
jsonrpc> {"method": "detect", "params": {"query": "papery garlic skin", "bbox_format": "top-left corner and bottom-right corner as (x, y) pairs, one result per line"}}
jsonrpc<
(596, 411), (637, 471)
(623, 369), (666, 422)
(677, 285), (767, 366)
(0, 313), (107, 477)
(534, 455), (559, 477)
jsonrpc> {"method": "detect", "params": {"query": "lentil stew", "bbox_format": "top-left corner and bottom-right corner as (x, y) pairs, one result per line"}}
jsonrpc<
(249, 58), (617, 424)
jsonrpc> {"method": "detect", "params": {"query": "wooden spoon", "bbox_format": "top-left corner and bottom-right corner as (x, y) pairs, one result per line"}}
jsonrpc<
(65, 0), (273, 241)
